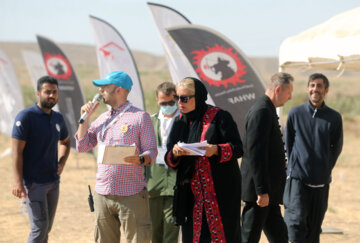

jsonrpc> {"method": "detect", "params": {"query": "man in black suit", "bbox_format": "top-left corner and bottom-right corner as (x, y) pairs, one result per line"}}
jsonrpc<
(241, 72), (294, 243)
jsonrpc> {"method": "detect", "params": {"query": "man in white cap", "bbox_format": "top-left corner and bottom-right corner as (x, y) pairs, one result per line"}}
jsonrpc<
(75, 71), (157, 243)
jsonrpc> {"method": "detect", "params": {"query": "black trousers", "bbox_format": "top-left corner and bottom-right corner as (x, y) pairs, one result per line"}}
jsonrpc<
(242, 202), (288, 243)
(181, 213), (211, 243)
(283, 178), (329, 243)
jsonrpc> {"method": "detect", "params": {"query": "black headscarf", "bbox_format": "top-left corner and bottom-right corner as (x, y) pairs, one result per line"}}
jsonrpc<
(181, 77), (208, 143)
(166, 77), (209, 180)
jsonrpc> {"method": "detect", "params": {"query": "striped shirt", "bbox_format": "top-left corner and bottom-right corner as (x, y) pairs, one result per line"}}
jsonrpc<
(75, 101), (157, 196)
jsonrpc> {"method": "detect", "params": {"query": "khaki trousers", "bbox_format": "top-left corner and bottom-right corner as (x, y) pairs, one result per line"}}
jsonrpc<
(94, 190), (151, 243)
(149, 196), (179, 243)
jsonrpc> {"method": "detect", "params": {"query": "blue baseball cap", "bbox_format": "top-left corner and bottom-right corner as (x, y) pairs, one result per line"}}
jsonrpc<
(92, 71), (133, 90)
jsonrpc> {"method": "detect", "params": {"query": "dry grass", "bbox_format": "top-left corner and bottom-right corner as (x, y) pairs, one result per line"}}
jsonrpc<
(0, 139), (97, 243)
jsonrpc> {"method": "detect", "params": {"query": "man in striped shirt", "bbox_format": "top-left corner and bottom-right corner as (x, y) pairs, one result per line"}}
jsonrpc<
(75, 71), (157, 243)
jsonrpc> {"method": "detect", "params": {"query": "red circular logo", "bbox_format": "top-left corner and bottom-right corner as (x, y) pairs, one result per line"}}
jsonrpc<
(44, 53), (72, 80)
(191, 44), (247, 88)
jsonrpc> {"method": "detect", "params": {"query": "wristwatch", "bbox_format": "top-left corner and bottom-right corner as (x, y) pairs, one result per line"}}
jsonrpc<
(139, 155), (145, 165)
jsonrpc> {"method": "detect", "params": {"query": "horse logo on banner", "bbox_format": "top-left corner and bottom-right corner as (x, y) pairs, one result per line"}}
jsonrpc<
(192, 44), (247, 88)
(44, 53), (72, 80)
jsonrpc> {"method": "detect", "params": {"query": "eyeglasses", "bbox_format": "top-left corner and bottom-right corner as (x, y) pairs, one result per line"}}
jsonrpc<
(159, 100), (176, 106)
(173, 94), (195, 103)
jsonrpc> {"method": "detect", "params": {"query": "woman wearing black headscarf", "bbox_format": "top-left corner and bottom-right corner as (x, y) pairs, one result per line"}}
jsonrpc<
(165, 77), (243, 243)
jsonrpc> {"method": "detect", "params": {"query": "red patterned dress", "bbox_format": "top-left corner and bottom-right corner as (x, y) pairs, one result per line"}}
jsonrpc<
(166, 106), (243, 243)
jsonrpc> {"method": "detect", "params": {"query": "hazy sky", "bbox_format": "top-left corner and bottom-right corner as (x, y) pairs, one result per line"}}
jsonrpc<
(1, 0), (359, 56)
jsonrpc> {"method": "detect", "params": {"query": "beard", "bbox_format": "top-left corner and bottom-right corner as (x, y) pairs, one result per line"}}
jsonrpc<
(309, 91), (323, 102)
(103, 87), (117, 105)
(40, 99), (56, 109)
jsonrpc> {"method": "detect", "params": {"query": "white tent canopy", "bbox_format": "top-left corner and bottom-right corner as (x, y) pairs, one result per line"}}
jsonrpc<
(279, 7), (360, 71)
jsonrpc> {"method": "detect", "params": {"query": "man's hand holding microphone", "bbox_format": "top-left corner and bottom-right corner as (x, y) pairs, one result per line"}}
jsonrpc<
(77, 93), (102, 139)
(79, 93), (102, 124)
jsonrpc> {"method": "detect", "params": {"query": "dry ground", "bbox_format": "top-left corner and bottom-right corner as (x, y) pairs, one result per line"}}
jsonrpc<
(0, 117), (359, 243)
(259, 118), (360, 242)
(1, 41), (359, 242)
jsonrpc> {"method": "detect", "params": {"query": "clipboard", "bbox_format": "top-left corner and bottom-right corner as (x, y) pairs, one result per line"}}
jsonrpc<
(100, 145), (136, 165)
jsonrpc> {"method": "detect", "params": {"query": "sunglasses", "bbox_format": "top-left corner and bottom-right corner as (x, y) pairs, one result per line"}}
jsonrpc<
(159, 100), (176, 106)
(173, 94), (195, 103)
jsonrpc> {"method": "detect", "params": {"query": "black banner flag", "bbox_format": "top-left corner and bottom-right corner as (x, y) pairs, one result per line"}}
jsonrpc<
(37, 35), (85, 150)
(167, 25), (266, 137)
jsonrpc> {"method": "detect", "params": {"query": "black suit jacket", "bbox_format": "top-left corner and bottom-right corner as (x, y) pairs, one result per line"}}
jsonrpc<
(241, 95), (286, 204)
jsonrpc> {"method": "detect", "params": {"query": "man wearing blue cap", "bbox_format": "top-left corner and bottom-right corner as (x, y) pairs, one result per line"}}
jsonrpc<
(75, 71), (157, 243)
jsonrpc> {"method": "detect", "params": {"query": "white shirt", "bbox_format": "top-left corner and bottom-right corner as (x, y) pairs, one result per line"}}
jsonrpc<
(156, 109), (180, 165)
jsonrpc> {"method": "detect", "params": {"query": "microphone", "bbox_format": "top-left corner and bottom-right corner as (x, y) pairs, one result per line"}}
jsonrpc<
(79, 93), (102, 124)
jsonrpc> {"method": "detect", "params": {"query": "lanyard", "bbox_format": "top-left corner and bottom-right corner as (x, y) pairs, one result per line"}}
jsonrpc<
(100, 102), (132, 141)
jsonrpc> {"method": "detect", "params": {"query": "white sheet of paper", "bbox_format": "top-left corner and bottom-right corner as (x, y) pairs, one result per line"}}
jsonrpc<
(156, 147), (167, 165)
(97, 144), (105, 164)
(177, 140), (208, 156)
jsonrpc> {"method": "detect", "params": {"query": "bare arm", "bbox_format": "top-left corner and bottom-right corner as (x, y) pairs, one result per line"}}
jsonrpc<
(57, 137), (71, 176)
(12, 138), (26, 198)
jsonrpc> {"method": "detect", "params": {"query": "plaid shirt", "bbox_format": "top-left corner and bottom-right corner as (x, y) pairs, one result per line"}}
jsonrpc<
(75, 101), (157, 196)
